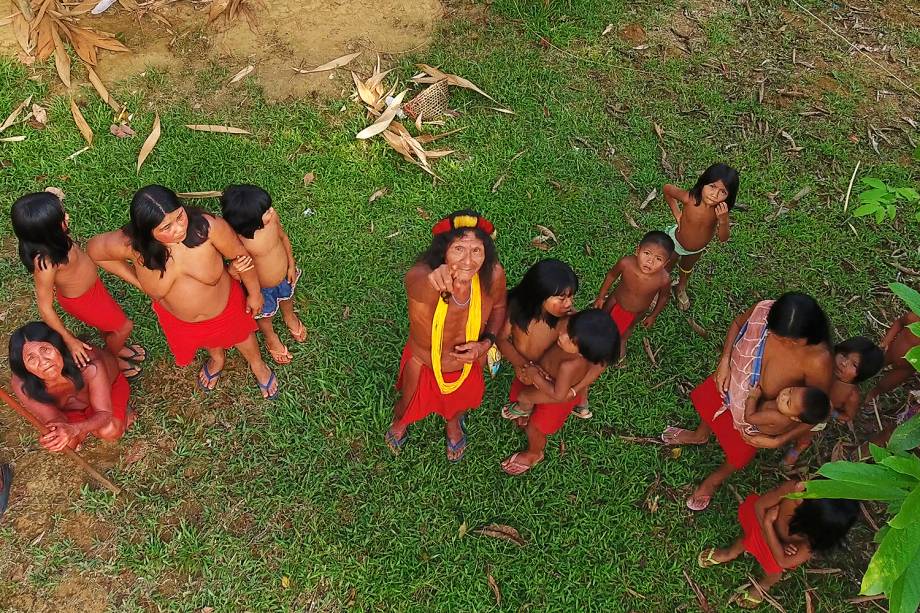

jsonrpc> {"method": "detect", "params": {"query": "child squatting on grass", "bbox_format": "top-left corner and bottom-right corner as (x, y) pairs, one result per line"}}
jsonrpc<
(11, 190), (146, 378)
(865, 308), (920, 406)
(593, 230), (674, 362)
(698, 480), (859, 609)
(222, 185), (307, 365)
(663, 163), (740, 311)
(500, 309), (619, 476)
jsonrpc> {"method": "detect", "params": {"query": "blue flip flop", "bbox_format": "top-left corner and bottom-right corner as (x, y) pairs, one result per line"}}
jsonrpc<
(257, 370), (279, 400)
(196, 360), (222, 392)
(385, 427), (409, 454)
(447, 416), (468, 463)
(0, 464), (12, 519)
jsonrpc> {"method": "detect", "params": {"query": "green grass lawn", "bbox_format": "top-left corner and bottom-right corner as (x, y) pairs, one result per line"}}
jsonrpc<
(1, 0), (918, 610)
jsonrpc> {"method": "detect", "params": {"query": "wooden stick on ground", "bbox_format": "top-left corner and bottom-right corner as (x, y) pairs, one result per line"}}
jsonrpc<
(0, 387), (122, 495)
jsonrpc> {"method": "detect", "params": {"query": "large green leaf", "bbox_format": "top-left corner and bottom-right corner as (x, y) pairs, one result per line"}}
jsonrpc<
(896, 187), (919, 202)
(887, 546), (920, 613)
(862, 177), (888, 190)
(818, 461), (917, 490)
(871, 443), (893, 463)
(862, 521), (920, 595)
(907, 322), (920, 338)
(890, 283), (920, 319)
(797, 477), (907, 501)
(889, 414), (920, 454)
(890, 487), (920, 529)
(905, 346), (920, 371)
(881, 455), (920, 480)
(859, 187), (888, 203)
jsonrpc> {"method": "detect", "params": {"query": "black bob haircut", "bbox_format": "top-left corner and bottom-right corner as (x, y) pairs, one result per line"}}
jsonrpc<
(221, 184), (272, 239)
(11, 191), (73, 273)
(417, 209), (498, 291)
(835, 336), (885, 383)
(800, 387), (831, 425)
(126, 185), (210, 275)
(567, 308), (620, 365)
(789, 496), (859, 552)
(639, 230), (675, 255)
(508, 259), (578, 332)
(8, 321), (85, 404)
(689, 162), (740, 210)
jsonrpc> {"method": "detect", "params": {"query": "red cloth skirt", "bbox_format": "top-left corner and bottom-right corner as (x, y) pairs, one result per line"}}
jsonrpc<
(738, 494), (784, 575)
(508, 376), (581, 435)
(56, 277), (129, 333)
(62, 372), (130, 424)
(396, 343), (485, 426)
(609, 303), (638, 335)
(692, 375), (757, 469)
(152, 280), (258, 367)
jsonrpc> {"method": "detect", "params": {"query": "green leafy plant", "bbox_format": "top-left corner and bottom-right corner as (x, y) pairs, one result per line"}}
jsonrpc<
(790, 281), (920, 613)
(852, 178), (920, 223)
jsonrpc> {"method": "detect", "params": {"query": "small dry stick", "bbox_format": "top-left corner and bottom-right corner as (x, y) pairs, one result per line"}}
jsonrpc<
(871, 398), (883, 431)
(843, 160), (860, 213)
(0, 386), (122, 495)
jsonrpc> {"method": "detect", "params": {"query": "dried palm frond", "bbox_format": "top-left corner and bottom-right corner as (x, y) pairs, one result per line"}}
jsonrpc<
(207, 0), (264, 27)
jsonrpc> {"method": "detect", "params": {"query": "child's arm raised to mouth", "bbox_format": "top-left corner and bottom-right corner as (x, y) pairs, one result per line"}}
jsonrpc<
(593, 258), (624, 308)
(715, 202), (730, 243)
(761, 507), (811, 569)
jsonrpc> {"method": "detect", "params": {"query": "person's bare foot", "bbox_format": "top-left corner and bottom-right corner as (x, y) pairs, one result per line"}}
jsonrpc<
(253, 364), (279, 399)
(197, 358), (224, 391)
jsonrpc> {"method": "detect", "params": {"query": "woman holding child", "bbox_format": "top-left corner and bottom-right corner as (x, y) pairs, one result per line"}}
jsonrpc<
(87, 185), (279, 398)
(662, 292), (833, 510)
(385, 210), (507, 462)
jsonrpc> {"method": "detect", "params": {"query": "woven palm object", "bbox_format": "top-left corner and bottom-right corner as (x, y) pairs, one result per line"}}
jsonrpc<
(404, 80), (450, 120)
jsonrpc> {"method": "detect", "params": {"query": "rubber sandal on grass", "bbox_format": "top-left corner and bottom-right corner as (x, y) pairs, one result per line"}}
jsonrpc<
(257, 370), (279, 400)
(196, 360), (222, 392)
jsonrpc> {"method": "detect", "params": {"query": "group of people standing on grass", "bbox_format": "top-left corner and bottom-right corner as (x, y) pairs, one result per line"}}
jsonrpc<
(3, 163), (919, 608)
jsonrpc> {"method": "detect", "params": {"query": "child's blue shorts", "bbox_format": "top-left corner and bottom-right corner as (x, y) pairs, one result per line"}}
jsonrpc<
(257, 268), (301, 319)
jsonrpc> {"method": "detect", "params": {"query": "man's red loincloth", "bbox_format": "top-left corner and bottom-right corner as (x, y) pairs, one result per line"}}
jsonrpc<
(738, 494), (784, 575)
(609, 303), (638, 335)
(152, 280), (258, 367)
(509, 376), (581, 435)
(692, 375), (757, 469)
(395, 343), (485, 426)
(56, 277), (129, 333)
(62, 372), (130, 424)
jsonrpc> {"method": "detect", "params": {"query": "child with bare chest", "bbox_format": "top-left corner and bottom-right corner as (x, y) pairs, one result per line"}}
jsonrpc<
(663, 163), (740, 310)
(743, 384), (830, 437)
(11, 191), (145, 378)
(223, 185), (307, 365)
(866, 309), (920, 405)
(594, 231), (674, 361)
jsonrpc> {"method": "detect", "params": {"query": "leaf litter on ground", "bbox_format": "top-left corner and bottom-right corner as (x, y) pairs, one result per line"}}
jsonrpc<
(69, 98), (93, 146)
(474, 524), (526, 546)
(185, 124), (250, 134)
(137, 112), (160, 172)
(293, 52), (361, 74)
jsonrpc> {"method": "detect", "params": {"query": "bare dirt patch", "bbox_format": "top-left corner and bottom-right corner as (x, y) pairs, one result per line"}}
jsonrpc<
(2, 0), (442, 103)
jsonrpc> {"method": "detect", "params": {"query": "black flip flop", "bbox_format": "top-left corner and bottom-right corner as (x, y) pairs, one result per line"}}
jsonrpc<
(0, 464), (12, 519)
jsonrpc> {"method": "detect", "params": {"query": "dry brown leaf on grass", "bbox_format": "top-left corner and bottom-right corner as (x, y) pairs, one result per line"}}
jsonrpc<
(487, 574), (501, 606)
(474, 524), (526, 546)
(368, 188), (388, 203)
(639, 188), (657, 209)
(1, 96), (33, 133)
(69, 98), (93, 146)
(352, 72), (376, 106)
(356, 90), (406, 139)
(682, 570), (713, 613)
(415, 126), (466, 144)
(416, 64), (503, 105)
(10, 10), (32, 55)
(303, 171), (315, 185)
(50, 24), (72, 88)
(31, 104), (47, 126)
(136, 112), (160, 173)
(0, 135), (27, 142)
(293, 52), (361, 74)
(110, 123), (135, 138)
(229, 65), (254, 84)
(87, 67), (121, 112)
(364, 68), (393, 93)
(185, 124), (250, 134)
(177, 191), (223, 199)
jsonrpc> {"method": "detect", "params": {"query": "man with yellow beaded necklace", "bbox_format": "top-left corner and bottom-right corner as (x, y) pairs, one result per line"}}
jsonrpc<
(386, 210), (507, 462)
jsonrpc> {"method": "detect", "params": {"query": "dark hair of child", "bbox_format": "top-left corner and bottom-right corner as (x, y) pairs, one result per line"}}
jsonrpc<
(126, 185), (209, 275)
(688, 162), (740, 210)
(568, 308), (620, 365)
(835, 336), (885, 383)
(508, 259), (579, 332)
(768, 292), (831, 346)
(220, 184), (272, 240)
(11, 192), (73, 273)
(800, 388), (831, 424)
(8, 321), (84, 404)
(639, 230), (675, 255)
(418, 209), (498, 291)
(788, 496), (859, 552)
